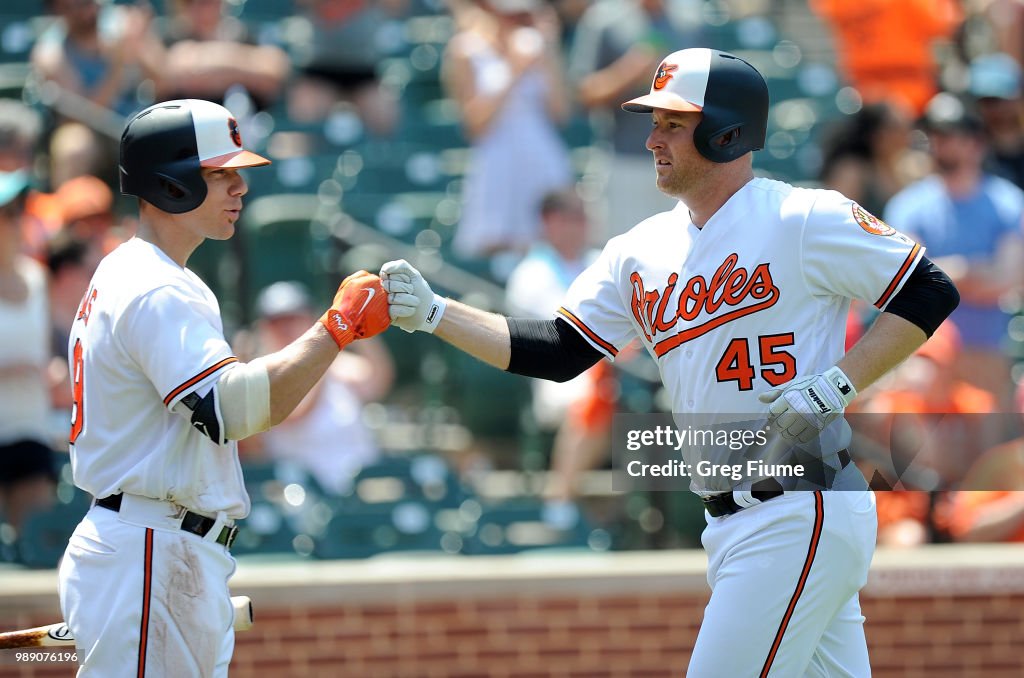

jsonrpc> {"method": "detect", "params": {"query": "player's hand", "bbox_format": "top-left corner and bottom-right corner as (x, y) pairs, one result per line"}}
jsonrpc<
(758, 366), (857, 444)
(319, 271), (390, 349)
(380, 259), (447, 334)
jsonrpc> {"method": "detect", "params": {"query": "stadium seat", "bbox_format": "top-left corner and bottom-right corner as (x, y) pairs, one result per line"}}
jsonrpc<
(460, 498), (593, 556)
(231, 501), (303, 557)
(239, 193), (331, 315)
(443, 346), (532, 438)
(345, 453), (467, 509)
(185, 237), (246, 325)
(0, 0), (44, 19)
(0, 21), (35, 64)
(314, 500), (448, 559)
(237, 0), (296, 20)
(561, 114), (594, 149)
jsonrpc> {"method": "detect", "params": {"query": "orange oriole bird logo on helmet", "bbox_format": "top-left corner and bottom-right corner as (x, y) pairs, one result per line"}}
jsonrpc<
(654, 63), (678, 90)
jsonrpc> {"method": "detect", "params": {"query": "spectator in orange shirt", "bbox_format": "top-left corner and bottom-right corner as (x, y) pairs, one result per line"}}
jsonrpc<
(810, 0), (962, 115)
(941, 490), (1024, 542)
(853, 321), (1000, 544)
(857, 320), (999, 480)
(938, 381), (1024, 543)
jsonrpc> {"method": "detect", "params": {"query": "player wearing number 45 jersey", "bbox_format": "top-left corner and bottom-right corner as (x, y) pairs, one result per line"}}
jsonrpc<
(59, 99), (390, 677)
(382, 49), (959, 676)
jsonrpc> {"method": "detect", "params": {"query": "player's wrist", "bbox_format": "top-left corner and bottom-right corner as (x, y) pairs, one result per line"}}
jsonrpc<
(419, 294), (447, 334)
(821, 365), (857, 407)
(319, 310), (355, 350)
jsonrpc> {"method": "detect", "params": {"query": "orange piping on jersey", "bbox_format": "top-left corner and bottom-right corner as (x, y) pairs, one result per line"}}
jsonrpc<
(873, 243), (922, 309)
(162, 357), (238, 407)
(759, 491), (824, 678)
(557, 308), (619, 357)
(137, 528), (154, 678)
(652, 292), (780, 357)
(76, 286), (97, 325)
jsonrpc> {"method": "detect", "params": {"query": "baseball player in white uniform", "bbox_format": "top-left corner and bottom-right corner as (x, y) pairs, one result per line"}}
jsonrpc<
(381, 49), (959, 676)
(58, 99), (390, 677)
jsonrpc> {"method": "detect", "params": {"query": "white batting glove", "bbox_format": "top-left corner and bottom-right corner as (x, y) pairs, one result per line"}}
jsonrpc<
(757, 366), (857, 444)
(379, 259), (447, 334)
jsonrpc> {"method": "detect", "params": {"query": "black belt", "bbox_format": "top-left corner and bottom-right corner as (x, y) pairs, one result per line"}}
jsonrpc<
(702, 449), (852, 518)
(95, 493), (238, 549)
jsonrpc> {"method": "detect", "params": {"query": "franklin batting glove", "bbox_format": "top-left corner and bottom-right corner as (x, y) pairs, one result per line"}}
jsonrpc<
(380, 259), (446, 333)
(320, 271), (390, 349)
(758, 366), (857, 444)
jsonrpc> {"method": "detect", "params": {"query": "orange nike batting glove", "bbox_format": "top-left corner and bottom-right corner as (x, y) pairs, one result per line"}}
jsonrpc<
(319, 271), (390, 349)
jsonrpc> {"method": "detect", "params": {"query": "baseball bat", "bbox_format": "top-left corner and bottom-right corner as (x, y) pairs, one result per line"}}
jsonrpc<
(0, 595), (253, 650)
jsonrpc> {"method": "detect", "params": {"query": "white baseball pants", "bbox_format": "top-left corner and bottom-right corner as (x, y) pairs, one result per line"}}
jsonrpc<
(58, 496), (236, 677)
(688, 490), (877, 677)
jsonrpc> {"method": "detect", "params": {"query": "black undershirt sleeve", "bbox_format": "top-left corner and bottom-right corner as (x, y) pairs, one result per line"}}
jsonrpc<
(882, 256), (960, 337)
(506, 317), (605, 382)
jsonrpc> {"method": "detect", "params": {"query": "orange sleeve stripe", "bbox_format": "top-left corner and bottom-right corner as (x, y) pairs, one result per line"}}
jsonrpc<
(557, 308), (619, 357)
(759, 491), (824, 678)
(137, 528), (154, 678)
(162, 357), (238, 407)
(874, 243), (922, 309)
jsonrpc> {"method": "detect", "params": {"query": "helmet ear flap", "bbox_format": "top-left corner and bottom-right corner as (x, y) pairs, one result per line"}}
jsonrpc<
(156, 174), (189, 201)
(148, 169), (207, 214)
(695, 121), (748, 163)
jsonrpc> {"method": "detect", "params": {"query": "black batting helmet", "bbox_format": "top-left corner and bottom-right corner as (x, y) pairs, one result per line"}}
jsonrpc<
(622, 48), (769, 164)
(119, 99), (270, 214)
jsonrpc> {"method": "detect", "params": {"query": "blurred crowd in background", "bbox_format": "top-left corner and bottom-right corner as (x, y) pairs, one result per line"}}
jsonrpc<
(4, 0), (1024, 567)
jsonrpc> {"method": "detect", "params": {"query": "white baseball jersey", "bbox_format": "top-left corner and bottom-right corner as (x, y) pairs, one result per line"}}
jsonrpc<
(67, 237), (249, 518)
(559, 177), (922, 426)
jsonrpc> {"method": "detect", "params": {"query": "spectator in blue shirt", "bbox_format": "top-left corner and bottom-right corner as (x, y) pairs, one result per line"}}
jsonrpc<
(885, 92), (1024, 410)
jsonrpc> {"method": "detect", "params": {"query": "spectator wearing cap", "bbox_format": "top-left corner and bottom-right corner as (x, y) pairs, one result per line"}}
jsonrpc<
(884, 93), (1024, 410)
(243, 281), (395, 494)
(969, 52), (1024, 190)
(24, 174), (123, 263)
(0, 171), (57, 532)
(53, 174), (130, 255)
